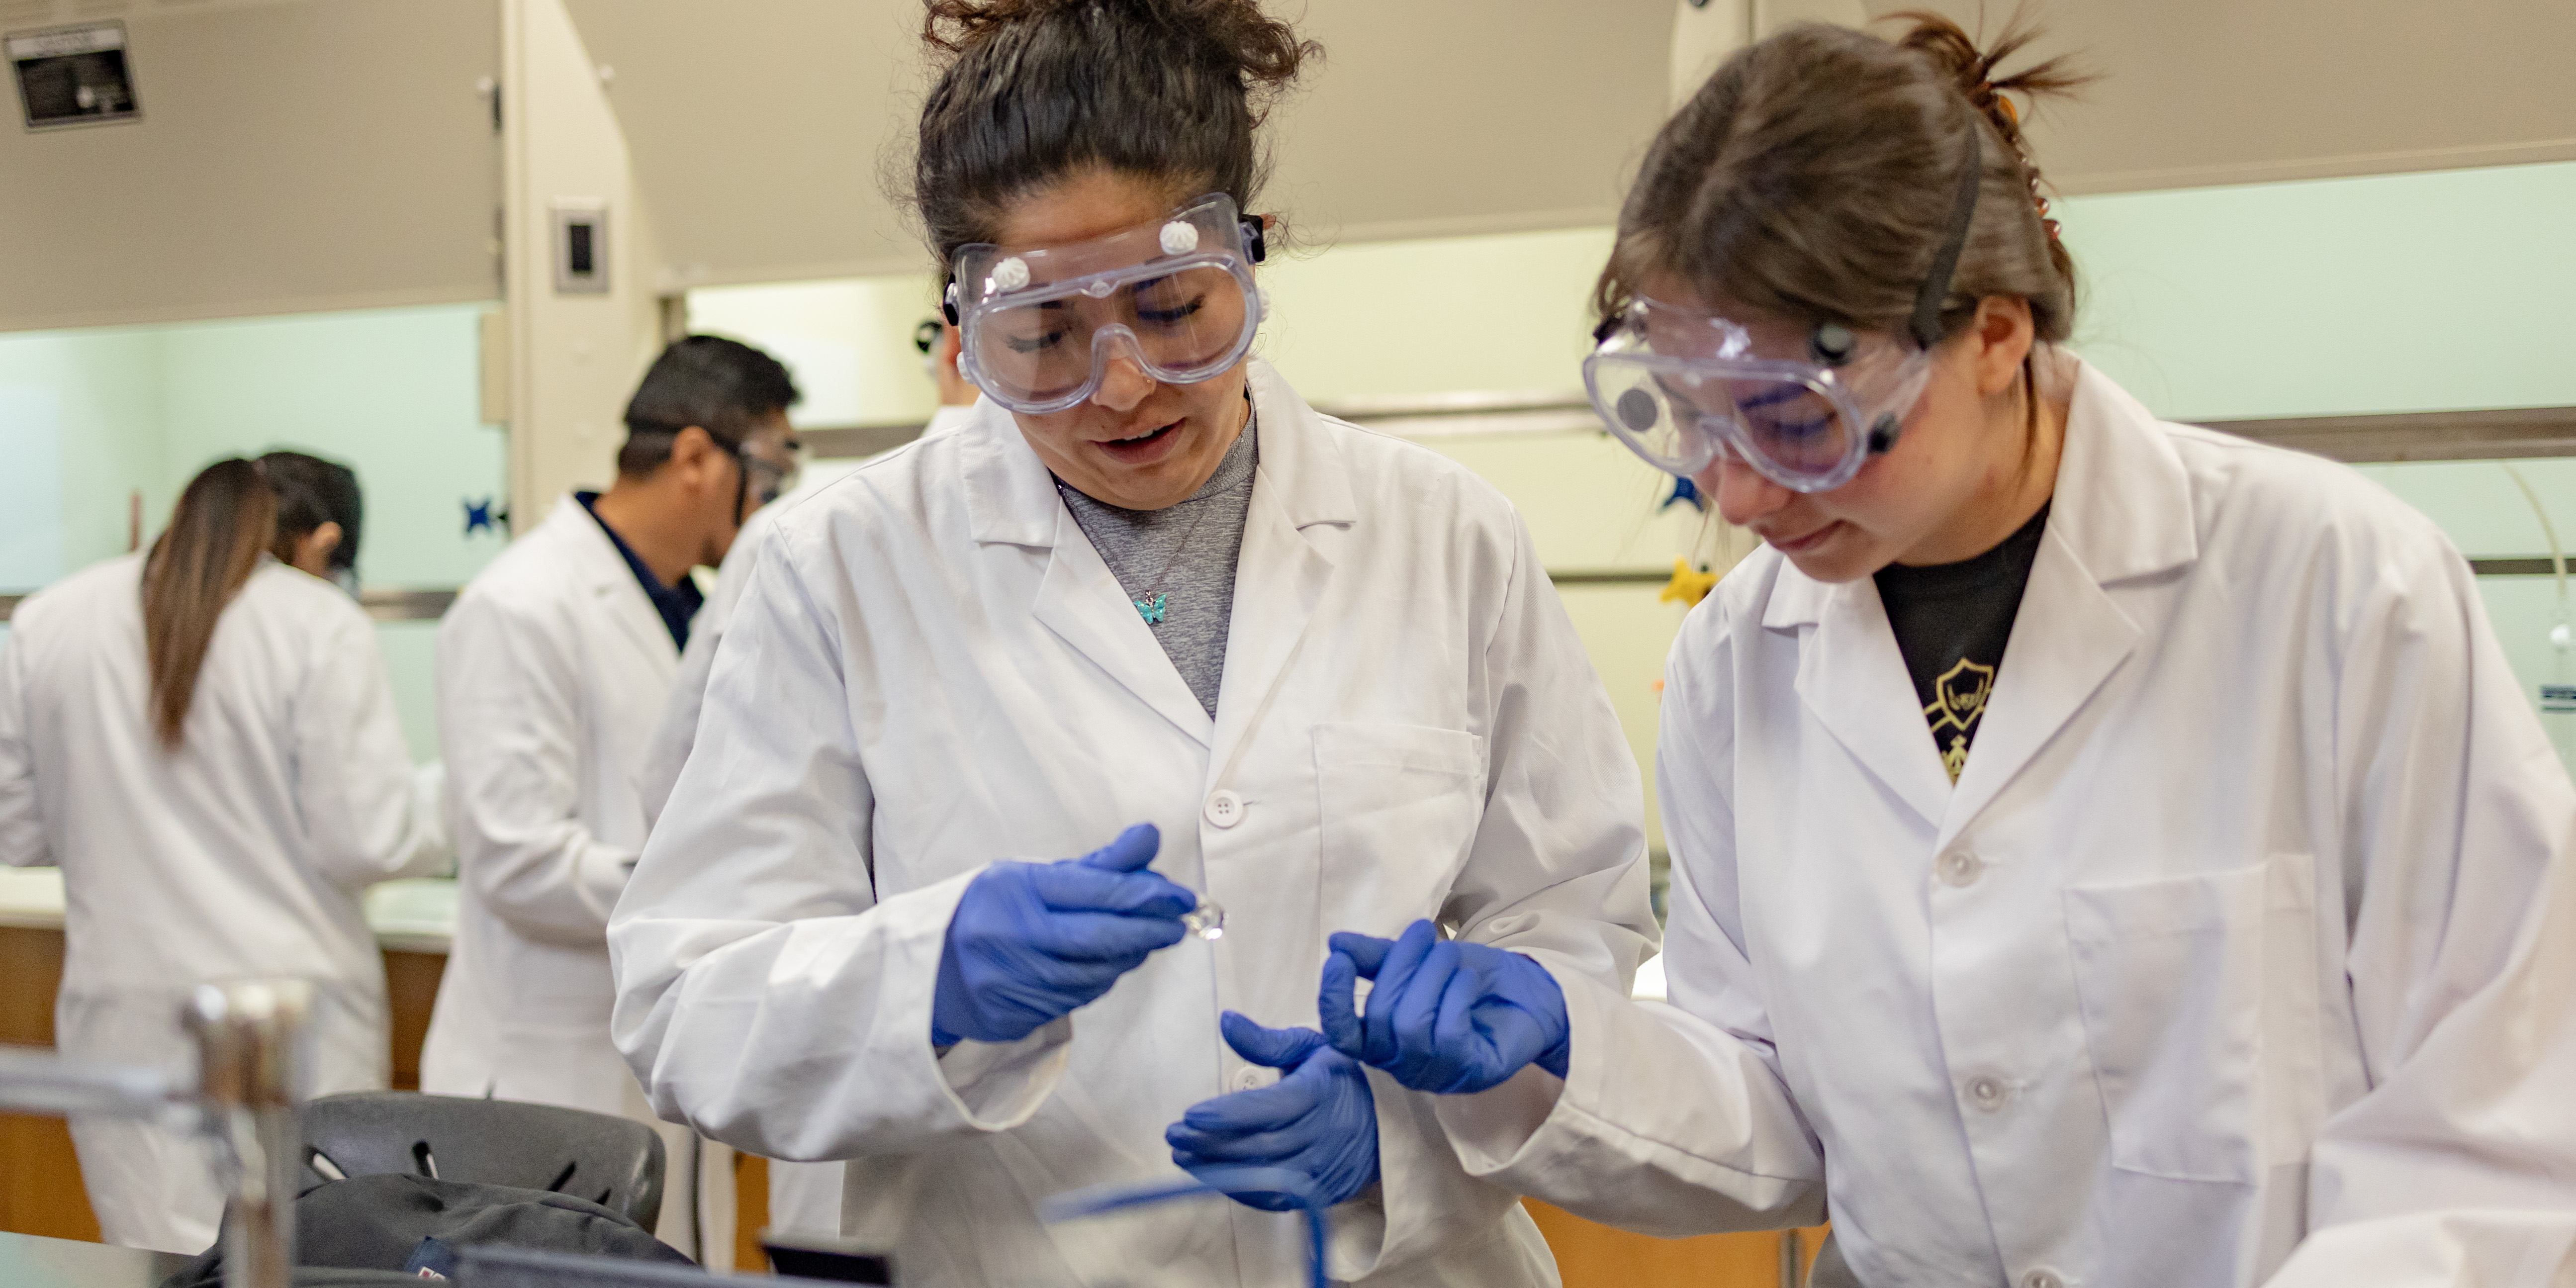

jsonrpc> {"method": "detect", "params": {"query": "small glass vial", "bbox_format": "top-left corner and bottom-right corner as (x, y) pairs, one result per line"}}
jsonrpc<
(1183, 896), (1226, 941)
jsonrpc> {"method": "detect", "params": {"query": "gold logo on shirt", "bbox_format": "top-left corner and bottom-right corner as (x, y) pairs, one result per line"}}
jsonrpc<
(1926, 658), (1997, 783)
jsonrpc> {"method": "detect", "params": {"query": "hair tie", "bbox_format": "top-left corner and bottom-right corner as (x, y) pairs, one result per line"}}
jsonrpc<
(1975, 87), (2059, 241)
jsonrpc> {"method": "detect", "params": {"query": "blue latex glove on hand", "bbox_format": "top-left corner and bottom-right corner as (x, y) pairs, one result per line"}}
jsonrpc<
(930, 824), (1196, 1047)
(1166, 1012), (1381, 1212)
(1319, 919), (1571, 1094)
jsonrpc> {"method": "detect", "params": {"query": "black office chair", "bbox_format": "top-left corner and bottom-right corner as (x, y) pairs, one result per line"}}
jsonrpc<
(300, 1092), (666, 1233)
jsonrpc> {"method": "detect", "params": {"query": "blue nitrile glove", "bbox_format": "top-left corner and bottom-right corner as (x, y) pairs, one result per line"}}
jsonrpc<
(930, 823), (1196, 1047)
(1165, 1012), (1380, 1212)
(1318, 919), (1571, 1094)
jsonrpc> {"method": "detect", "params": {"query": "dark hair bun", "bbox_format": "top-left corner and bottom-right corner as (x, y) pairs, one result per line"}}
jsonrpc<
(923, 0), (1314, 95)
(913, 0), (1319, 268)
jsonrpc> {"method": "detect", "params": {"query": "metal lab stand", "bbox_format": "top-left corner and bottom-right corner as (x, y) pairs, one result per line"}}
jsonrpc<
(0, 979), (312, 1288)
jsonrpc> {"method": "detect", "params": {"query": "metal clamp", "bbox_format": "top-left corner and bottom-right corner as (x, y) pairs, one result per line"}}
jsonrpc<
(0, 978), (312, 1288)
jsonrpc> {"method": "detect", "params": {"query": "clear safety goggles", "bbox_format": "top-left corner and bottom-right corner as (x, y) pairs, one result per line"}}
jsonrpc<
(1583, 300), (1937, 493)
(738, 433), (803, 508)
(1584, 123), (1986, 494)
(942, 192), (1268, 415)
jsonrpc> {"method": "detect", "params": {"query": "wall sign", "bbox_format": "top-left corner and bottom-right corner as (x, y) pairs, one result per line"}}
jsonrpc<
(8, 21), (139, 131)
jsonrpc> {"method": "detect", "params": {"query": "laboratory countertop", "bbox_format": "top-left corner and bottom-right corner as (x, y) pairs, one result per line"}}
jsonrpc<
(0, 867), (1674, 997)
(0, 1229), (192, 1288)
(0, 870), (459, 955)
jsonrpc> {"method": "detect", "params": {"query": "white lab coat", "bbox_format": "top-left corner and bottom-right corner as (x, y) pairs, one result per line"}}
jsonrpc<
(0, 555), (448, 1253)
(611, 361), (1658, 1288)
(637, 403), (986, 1238)
(422, 494), (732, 1260)
(1436, 356), (2576, 1288)
(655, 401), (986, 756)
(640, 399), (983, 832)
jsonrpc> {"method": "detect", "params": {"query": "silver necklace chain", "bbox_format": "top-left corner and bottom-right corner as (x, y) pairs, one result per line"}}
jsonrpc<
(1053, 392), (1255, 625)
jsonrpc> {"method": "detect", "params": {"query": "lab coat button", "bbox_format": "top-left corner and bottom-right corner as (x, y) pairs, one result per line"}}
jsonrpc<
(1937, 851), (1985, 887)
(1231, 1067), (1266, 1092)
(1966, 1074), (2011, 1111)
(2021, 1269), (2067, 1288)
(1205, 790), (1245, 828)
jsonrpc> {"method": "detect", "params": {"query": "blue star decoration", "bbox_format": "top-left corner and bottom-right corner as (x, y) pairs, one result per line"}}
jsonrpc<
(1660, 476), (1705, 513)
(463, 496), (505, 536)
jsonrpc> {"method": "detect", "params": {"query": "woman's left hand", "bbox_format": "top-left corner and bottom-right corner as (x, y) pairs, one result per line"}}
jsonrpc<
(1166, 1012), (1380, 1211)
(1319, 919), (1571, 1094)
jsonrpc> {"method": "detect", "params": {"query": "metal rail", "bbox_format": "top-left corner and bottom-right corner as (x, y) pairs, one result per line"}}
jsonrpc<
(0, 399), (2563, 625)
(0, 588), (457, 624)
(0, 979), (310, 1288)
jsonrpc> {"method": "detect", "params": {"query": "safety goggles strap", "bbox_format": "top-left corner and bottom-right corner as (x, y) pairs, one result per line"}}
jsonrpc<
(1905, 125), (1984, 352)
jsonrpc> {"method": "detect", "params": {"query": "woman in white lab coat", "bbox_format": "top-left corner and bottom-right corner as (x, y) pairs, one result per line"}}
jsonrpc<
(0, 454), (448, 1253)
(1325, 17), (2576, 1288)
(609, 1), (1656, 1284)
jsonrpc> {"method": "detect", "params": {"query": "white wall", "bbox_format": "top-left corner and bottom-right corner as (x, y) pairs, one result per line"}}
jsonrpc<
(0, 329), (164, 579)
(684, 277), (945, 429)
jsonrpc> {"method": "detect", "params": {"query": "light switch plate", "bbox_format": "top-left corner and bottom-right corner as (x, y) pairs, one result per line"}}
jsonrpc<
(550, 199), (608, 295)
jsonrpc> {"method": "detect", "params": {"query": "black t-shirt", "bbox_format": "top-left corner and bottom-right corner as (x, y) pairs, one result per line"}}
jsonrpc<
(1871, 503), (2051, 783)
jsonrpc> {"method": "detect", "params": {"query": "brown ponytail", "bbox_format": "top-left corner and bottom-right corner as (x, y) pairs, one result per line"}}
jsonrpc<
(1890, 10), (2092, 318)
(141, 459), (278, 749)
(1596, 11), (2094, 348)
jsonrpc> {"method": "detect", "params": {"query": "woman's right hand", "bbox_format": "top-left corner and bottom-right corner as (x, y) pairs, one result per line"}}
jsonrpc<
(930, 823), (1196, 1046)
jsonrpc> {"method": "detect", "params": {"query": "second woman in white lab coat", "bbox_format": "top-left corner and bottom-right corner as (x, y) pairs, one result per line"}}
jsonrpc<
(0, 454), (448, 1253)
(1321, 17), (2576, 1288)
(609, 1), (1656, 1285)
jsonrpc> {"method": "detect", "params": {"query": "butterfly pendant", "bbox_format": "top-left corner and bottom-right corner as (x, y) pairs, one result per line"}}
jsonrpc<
(1135, 594), (1169, 625)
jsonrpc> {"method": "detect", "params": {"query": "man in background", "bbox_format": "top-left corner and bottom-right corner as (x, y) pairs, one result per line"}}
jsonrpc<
(425, 335), (799, 1262)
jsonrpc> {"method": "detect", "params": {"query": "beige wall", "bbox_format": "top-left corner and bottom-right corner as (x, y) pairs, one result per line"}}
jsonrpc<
(0, 0), (499, 332)
(499, 0), (666, 520)
(561, 0), (1676, 290)
(1859, 0), (2576, 192)
(13, 0), (2569, 335)
(559, 0), (925, 291)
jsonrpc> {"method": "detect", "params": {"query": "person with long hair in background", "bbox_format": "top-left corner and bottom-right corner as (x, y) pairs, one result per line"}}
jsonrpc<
(1317, 15), (2576, 1288)
(0, 453), (449, 1253)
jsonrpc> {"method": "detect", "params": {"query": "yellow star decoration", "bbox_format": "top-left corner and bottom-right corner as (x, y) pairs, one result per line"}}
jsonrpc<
(1660, 558), (1720, 608)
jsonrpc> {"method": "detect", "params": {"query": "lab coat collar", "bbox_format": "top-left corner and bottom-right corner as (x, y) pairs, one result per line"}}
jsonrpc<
(1760, 352), (2199, 831)
(976, 360), (1354, 748)
(958, 359), (1356, 549)
(1243, 359), (1361, 532)
(537, 494), (682, 668)
(1758, 353), (2197, 631)
(1210, 363), (1351, 764)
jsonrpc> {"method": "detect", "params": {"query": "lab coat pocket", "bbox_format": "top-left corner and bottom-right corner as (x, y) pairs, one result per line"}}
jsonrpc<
(1314, 722), (1484, 932)
(2063, 853), (2321, 1185)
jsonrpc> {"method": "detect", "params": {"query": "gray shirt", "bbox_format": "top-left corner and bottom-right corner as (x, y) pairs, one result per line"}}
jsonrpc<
(1056, 418), (1258, 716)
